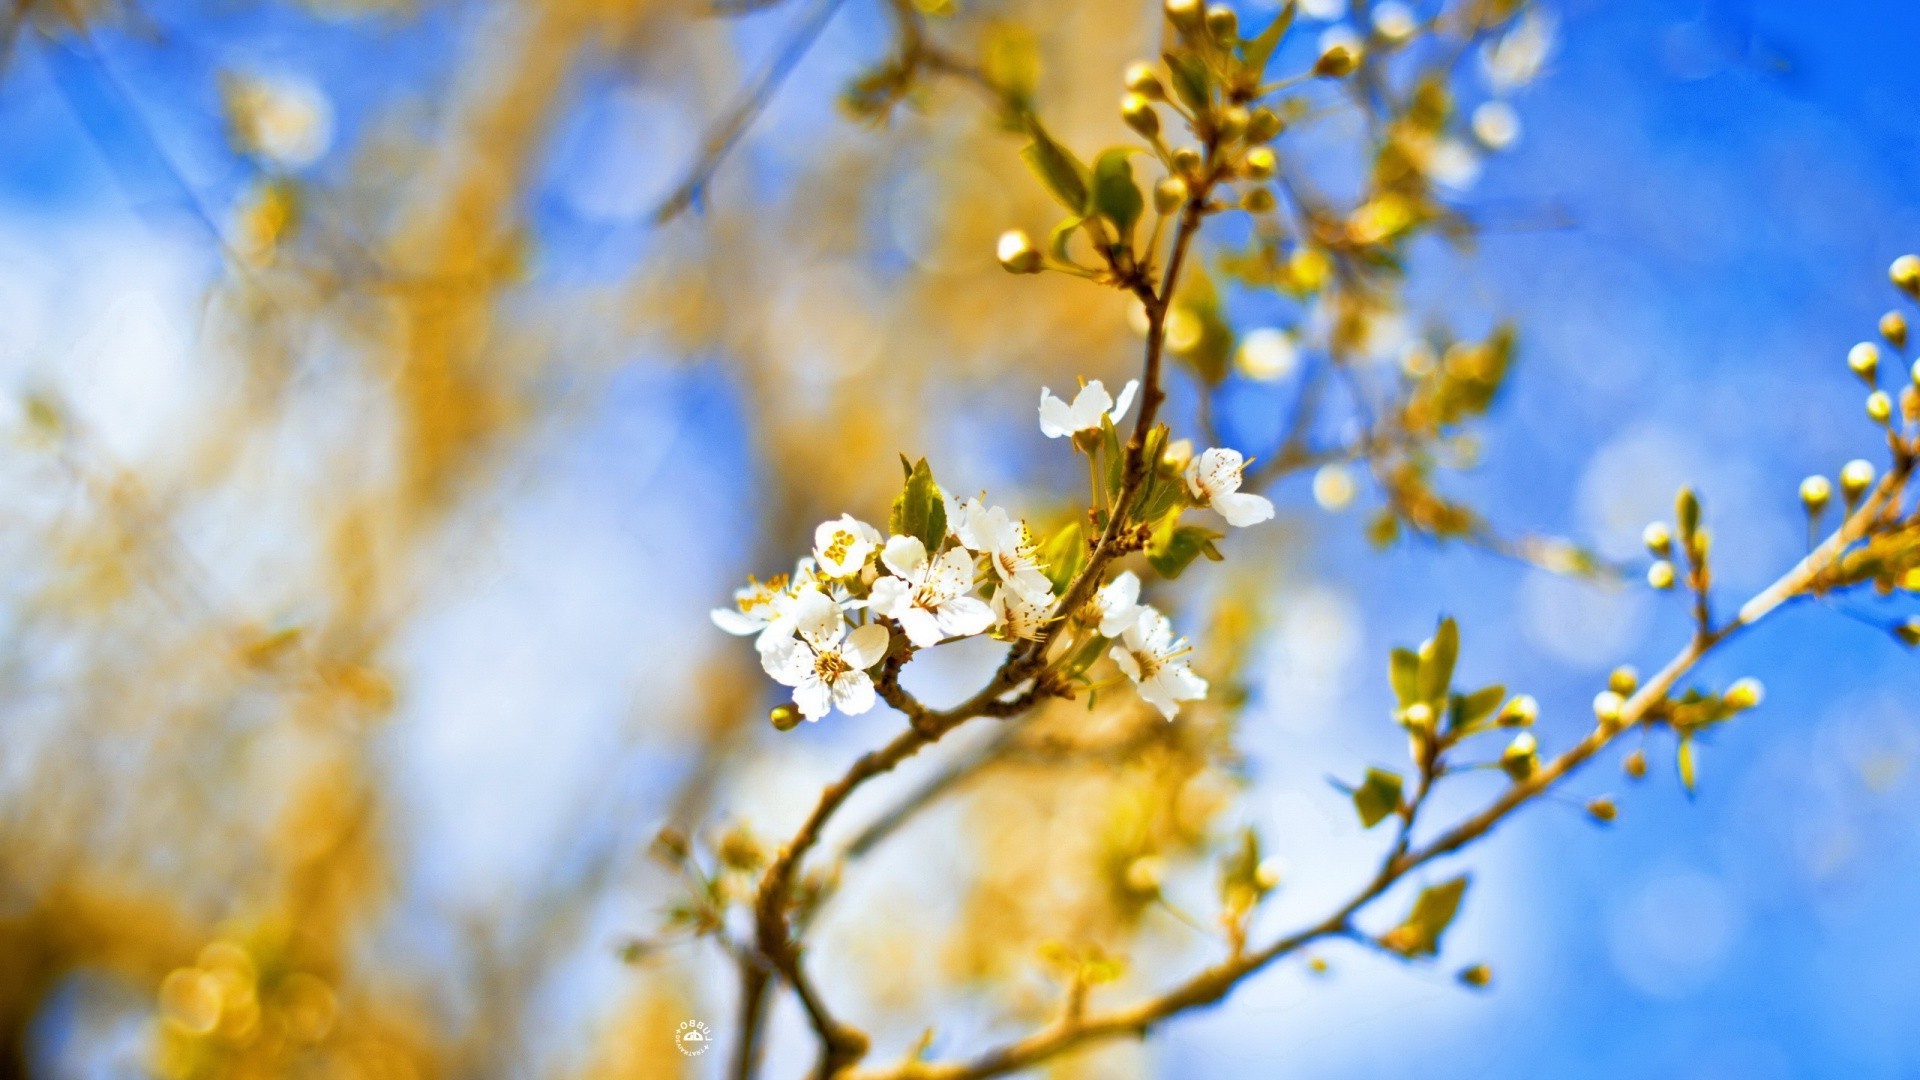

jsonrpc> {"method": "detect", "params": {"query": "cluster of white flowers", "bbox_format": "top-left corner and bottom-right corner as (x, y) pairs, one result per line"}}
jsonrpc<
(711, 379), (1281, 725)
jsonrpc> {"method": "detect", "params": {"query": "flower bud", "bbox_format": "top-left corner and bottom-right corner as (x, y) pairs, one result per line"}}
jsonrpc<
(1122, 93), (1161, 139)
(1848, 341), (1881, 384)
(1154, 175), (1189, 215)
(1892, 253), (1920, 296)
(1458, 963), (1491, 988)
(1254, 856), (1285, 890)
(1896, 619), (1920, 647)
(1586, 797), (1617, 824)
(1647, 560), (1676, 590)
(1164, 0), (1201, 26)
(1314, 43), (1360, 78)
(1205, 3), (1238, 41)
(1501, 732), (1538, 781)
(1868, 389), (1893, 425)
(1642, 521), (1672, 557)
(1498, 694), (1537, 727)
(997, 229), (1043, 274)
(1674, 486), (1701, 543)
(653, 826), (691, 860)
(1799, 475), (1831, 516)
(1622, 748), (1647, 780)
(1162, 437), (1194, 473)
(1125, 854), (1166, 893)
(1214, 105), (1249, 142)
(1608, 666), (1639, 696)
(1402, 701), (1435, 734)
(1840, 459), (1876, 503)
(1124, 61), (1165, 100)
(770, 703), (803, 731)
(1241, 187), (1275, 214)
(1246, 107), (1283, 143)
(1592, 690), (1626, 729)
(1723, 677), (1764, 711)
(1882, 310), (1908, 350)
(1372, 0), (1417, 43)
(1243, 146), (1276, 181)
(1171, 146), (1203, 176)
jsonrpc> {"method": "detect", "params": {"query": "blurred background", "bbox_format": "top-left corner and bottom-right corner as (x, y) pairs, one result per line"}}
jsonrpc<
(2, 0), (1919, 1076)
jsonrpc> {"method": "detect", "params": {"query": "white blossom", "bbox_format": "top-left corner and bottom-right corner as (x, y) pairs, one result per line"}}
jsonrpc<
(868, 535), (995, 648)
(1480, 9), (1556, 90)
(1109, 606), (1208, 720)
(1185, 447), (1276, 528)
(992, 586), (1051, 642)
(813, 514), (882, 578)
(1088, 570), (1144, 637)
(709, 559), (822, 652)
(1038, 379), (1138, 439)
(761, 589), (890, 721)
(952, 500), (1055, 603)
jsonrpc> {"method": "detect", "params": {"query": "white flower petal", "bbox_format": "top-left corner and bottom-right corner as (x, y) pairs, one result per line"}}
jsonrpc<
(831, 670), (877, 715)
(1138, 675), (1180, 720)
(1071, 380), (1115, 431)
(843, 623), (891, 669)
(791, 589), (843, 648)
(1109, 644), (1142, 683)
(882, 534), (928, 578)
(1214, 490), (1275, 527)
(1109, 379), (1138, 424)
(898, 607), (945, 648)
(867, 576), (910, 619)
(762, 638), (810, 685)
(1163, 665), (1209, 702)
(1039, 389), (1078, 438)
(793, 677), (832, 720)
(711, 608), (762, 635)
(935, 595), (995, 640)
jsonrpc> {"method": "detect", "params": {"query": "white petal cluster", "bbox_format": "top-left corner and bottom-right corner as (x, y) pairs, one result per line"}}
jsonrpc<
(762, 591), (890, 721)
(709, 558), (823, 653)
(869, 536), (994, 648)
(1109, 605), (1209, 720)
(1184, 447), (1276, 528)
(1039, 379), (1138, 439)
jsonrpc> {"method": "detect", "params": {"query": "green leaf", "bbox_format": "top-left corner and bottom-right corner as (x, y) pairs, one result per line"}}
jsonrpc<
(1042, 521), (1084, 595)
(1388, 648), (1420, 708)
(1147, 522), (1224, 579)
(1239, 2), (1295, 75)
(1352, 768), (1403, 828)
(1048, 212), (1091, 262)
(1453, 684), (1506, 732)
(1417, 617), (1458, 705)
(1385, 876), (1469, 957)
(1675, 486), (1701, 543)
(1677, 735), (1696, 794)
(1163, 51), (1211, 114)
(1020, 119), (1090, 212)
(1090, 149), (1144, 239)
(890, 457), (947, 553)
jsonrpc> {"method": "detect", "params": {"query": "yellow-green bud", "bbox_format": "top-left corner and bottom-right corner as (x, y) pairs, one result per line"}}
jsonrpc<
(1125, 854), (1166, 893)
(1205, 3), (1238, 41)
(1592, 690), (1627, 729)
(1458, 963), (1492, 988)
(1723, 677), (1764, 711)
(1314, 43), (1360, 78)
(1892, 253), (1920, 296)
(1162, 437), (1194, 473)
(1800, 475), (1832, 515)
(1849, 341), (1881, 383)
(1214, 105), (1249, 142)
(1642, 521), (1672, 557)
(1241, 186), (1275, 214)
(1840, 459), (1876, 502)
(1647, 560), (1676, 590)
(1501, 732), (1539, 781)
(1254, 856), (1285, 890)
(1246, 107), (1283, 143)
(1868, 389), (1893, 425)
(1608, 666), (1639, 696)
(1402, 701), (1435, 733)
(997, 229), (1042, 274)
(1154, 175), (1189, 215)
(1171, 146), (1203, 176)
(1124, 61), (1165, 100)
(770, 703), (803, 731)
(1243, 146), (1276, 181)
(1587, 797), (1617, 824)
(1122, 93), (1161, 139)
(1498, 694), (1538, 727)
(1164, 0), (1201, 26)
(1623, 748), (1647, 780)
(1896, 619), (1920, 647)
(1882, 310), (1908, 350)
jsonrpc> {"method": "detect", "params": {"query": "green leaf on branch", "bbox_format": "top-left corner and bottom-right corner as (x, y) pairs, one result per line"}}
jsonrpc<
(1239, 3), (1295, 75)
(1020, 119), (1090, 212)
(1042, 521), (1084, 595)
(1147, 521), (1224, 579)
(1416, 617), (1458, 705)
(1090, 149), (1144, 239)
(1451, 684), (1506, 733)
(1383, 875), (1469, 957)
(1351, 768), (1403, 828)
(1163, 51), (1211, 114)
(890, 457), (947, 553)
(1677, 735), (1696, 794)
(1388, 648), (1420, 708)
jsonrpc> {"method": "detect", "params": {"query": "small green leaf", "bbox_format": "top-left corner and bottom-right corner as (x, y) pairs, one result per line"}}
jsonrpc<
(1090, 149), (1144, 239)
(1147, 522), (1224, 579)
(1352, 768), (1403, 828)
(1239, 2), (1295, 75)
(1388, 648), (1420, 708)
(1020, 119), (1090, 212)
(1677, 735), (1696, 794)
(890, 457), (947, 553)
(1042, 521), (1084, 595)
(1047, 212), (1091, 262)
(1675, 487), (1701, 543)
(1385, 875), (1469, 957)
(1453, 684), (1506, 732)
(1163, 51), (1211, 114)
(1417, 617), (1459, 705)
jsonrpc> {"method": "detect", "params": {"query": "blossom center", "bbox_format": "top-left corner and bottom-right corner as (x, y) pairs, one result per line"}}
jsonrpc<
(814, 649), (851, 683)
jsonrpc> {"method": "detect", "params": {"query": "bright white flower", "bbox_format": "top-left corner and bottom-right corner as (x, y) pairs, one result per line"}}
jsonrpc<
(1038, 379), (1138, 439)
(1109, 606), (1209, 720)
(992, 586), (1051, 642)
(813, 514), (882, 578)
(952, 500), (1055, 603)
(868, 535), (995, 648)
(1236, 328), (1299, 381)
(1088, 570), (1144, 637)
(1312, 463), (1356, 511)
(710, 561), (821, 652)
(1184, 448), (1275, 528)
(1472, 100), (1521, 150)
(1480, 9), (1556, 90)
(761, 590), (890, 721)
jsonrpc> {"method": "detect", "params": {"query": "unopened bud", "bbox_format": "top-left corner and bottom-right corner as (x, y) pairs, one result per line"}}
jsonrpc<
(1498, 694), (1538, 727)
(1243, 146), (1276, 181)
(1800, 475), (1832, 516)
(1124, 61), (1165, 100)
(1840, 459), (1876, 503)
(1586, 797), (1617, 824)
(1895, 619), (1920, 647)
(1162, 437), (1194, 472)
(1501, 732), (1539, 781)
(1458, 963), (1492, 988)
(1592, 690), (1627, 729)
(1608, 666), (1639, 696)
(1647, 560), (1676, 590)
(1171, 147), (1203, 176)
(1623, 748), (1647, 780)
(1674, 487), (1701, 542)
(1214, 105), (1249, 142)
(1882, 310), (1908, 350)
(1254, 856), (1285, 890)
(1154, 175), (1188, 214)
(1868, 390), (1894, 425)
(653, 826), (691, 861)
(1723, 677), (1764, 711)
(1125, 854), (1166, 893)
(1642, 521), (1672, 557)
(1892, 253), (1920, 296)
(1849, 341), (1881, 384)
(997, 229), (1042, 274)
(1164, 0), (1202, 26)
(1314, 43), (1360, 78)
(1246, 107), (1283, 143)
(1205, 3), (1238, 41)
(770, 703), (803, 731)
(1402, 701), (1435, 733)
(1241, 186), (1275, 214)
(1122, 93), (1161, 139)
